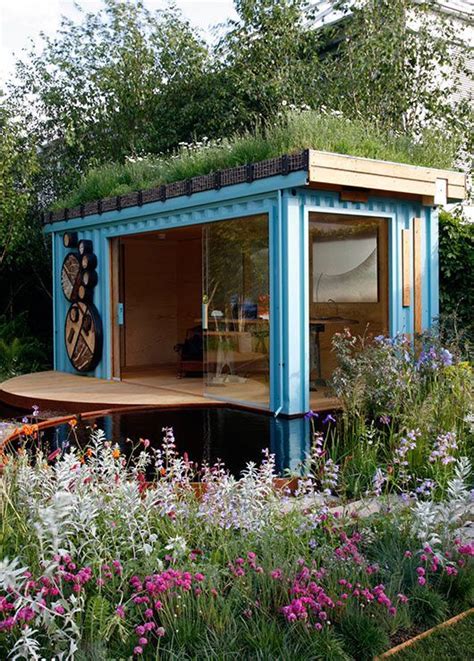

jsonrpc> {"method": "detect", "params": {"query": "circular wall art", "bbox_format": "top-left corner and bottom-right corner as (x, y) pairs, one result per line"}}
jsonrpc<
(65, 301), (103, 372)
(61, 236), (102, 372)
(61, 253), (82, 301)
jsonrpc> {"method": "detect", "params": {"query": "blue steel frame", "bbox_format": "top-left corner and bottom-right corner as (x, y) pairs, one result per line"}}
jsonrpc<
(45, 174), (439, 417)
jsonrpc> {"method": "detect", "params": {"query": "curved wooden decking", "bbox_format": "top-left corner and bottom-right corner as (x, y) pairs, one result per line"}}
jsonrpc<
(0, 370), (340, 415)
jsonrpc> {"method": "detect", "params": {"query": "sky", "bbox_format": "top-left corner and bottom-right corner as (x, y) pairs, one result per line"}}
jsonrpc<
(0, 0), (238, 86)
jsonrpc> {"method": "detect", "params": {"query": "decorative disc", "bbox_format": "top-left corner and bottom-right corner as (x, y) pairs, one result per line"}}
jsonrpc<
(61, 253), (82, 301)
(65, 302), (102, 372)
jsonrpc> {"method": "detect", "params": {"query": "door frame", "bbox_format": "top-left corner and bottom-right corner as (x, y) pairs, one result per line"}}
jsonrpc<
(109, 237), (125, 380)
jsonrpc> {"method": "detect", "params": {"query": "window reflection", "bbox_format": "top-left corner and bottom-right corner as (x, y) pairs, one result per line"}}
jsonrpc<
(203, 215), (270, 408)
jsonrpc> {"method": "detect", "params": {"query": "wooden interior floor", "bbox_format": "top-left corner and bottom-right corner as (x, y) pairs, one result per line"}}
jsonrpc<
(0, 369), (340, 414)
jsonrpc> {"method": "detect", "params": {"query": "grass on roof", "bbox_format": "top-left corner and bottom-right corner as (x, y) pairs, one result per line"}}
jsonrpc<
(52, 110), (459, 210)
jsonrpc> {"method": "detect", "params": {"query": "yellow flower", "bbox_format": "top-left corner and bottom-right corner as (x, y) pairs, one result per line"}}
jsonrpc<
(112, 447), (121, 459)
(69, 418), (77, 428)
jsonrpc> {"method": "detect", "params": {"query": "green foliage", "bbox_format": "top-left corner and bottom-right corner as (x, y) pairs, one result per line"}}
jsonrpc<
(0, 107), (39, 271)
(409, 586), (449, 627)
(83, 596), (112, 642)
(52, 110), (458, 209)
(326, 328), (473, 496)
(439, 209), (474, 341)
(0, 313), (47, 380)
(339, 612), (390, 660)
(395, 613), (474, 660)
(321, 0), (473, 154)
(7, 0), (210, 200)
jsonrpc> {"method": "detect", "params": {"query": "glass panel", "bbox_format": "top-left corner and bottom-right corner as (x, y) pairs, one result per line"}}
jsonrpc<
(312, 219), (379, 303)
(203, 215), (270, 408)
(308, 213), (388, 397)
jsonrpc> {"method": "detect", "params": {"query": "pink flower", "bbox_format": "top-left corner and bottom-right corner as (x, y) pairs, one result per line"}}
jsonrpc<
(458, 543), (474, 557)
(144, 608), (153, 619)
(138, 637), (148, 645)
(54, 605), (65, 615)
(416, 567), (425, 576)
(397, 593), (408, 604)
(156, 626), (165, 637)
(194, 573), (205, 582)
(133, 647), (143, 655)
(404, 551), (412, 558)
(116, 605), (125, 619)
(418, 576), (426, 586)
(270, 569), (283, 580)
(135, 625), (145, 636)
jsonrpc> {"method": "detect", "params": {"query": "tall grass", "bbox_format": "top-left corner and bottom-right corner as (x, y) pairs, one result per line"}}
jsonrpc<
(52, 111), (458, 209)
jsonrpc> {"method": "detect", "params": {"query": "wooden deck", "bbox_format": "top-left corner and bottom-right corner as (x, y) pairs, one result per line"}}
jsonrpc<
(0, 370), (340, 416)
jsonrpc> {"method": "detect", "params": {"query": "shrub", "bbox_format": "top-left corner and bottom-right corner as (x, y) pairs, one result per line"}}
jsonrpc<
(439, 209), (474, 343)
(340, 612), (390, 660)
(0, 313), (47, 380)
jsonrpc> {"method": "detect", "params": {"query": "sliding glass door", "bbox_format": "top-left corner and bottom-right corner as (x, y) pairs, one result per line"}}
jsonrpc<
(308, 213), (389, 389)
(202, 215), (270, 408)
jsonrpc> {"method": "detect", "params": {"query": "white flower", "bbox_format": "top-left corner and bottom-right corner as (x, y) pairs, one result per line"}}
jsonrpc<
(165, 536), (187, 557)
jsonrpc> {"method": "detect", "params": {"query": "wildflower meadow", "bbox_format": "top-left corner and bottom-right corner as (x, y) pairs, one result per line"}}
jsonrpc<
(0, 328), (473, 660)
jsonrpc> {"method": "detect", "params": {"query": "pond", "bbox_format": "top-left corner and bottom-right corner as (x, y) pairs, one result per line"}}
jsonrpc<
(23, 407), (321, 478)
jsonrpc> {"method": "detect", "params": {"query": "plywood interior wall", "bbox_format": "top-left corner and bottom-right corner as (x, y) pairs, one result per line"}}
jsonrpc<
(122, 228), (202, 369)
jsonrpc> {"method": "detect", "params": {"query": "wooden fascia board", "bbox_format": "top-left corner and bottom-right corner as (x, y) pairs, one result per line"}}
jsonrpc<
(308, 150), (466, 201)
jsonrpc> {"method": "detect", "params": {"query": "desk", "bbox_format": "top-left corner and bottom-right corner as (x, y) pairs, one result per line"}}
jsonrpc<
(310, 317), (359, 384)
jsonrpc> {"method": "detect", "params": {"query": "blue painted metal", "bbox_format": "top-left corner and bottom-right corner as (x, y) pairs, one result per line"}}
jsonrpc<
(428, 206), (439, 325)
(48, 175), (440, 415)
(279, 192), (309, 415)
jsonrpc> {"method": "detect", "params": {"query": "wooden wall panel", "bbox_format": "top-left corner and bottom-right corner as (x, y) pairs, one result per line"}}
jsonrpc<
(123, 238), (178, 367)
(402, 229), (412, 308)
(413, 217), (422, 334)
(177, 238), (202, 343)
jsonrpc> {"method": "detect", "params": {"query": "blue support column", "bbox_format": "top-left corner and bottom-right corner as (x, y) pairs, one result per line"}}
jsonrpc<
(277, 192), (309, 416)
(427, 206), (439, 327)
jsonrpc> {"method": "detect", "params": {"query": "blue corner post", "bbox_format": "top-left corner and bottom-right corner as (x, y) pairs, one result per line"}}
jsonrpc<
(277, 191), (309, 416)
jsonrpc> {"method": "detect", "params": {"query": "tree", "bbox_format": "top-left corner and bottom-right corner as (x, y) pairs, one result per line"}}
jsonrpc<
(0, 106), (39, 272)
(217, 0), (323, 127)
(7, 0), (211, 203)
(319, 0), (473, 154)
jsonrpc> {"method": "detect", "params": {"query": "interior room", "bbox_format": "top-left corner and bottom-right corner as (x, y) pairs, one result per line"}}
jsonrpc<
(117, 215), (271, 409)
(308, 212), (389, 389)
(119, 225), (203, 395)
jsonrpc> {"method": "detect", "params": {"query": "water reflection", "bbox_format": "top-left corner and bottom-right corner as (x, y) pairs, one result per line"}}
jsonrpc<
(43, 408), (314, 478)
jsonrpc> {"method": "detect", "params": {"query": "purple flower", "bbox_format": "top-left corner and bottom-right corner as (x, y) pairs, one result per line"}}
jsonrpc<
(440, 349), (453, 366)
(323, 414), (336, 425)
(305, 410), (319, 420)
